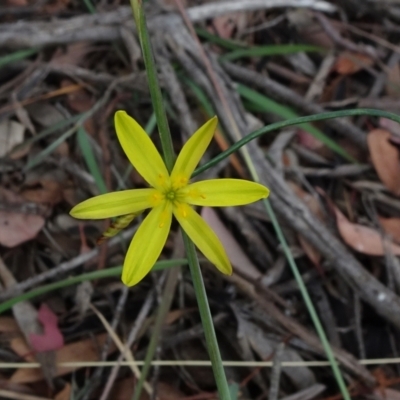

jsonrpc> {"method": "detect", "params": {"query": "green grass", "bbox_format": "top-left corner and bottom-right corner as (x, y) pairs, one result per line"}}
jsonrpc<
(0, 48), (39, 69)
(77, 127), (108, 194)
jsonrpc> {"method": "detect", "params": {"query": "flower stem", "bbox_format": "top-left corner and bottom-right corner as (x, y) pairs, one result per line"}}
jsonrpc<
(182, 231), (231, 400)
(129, 0), (175, 172)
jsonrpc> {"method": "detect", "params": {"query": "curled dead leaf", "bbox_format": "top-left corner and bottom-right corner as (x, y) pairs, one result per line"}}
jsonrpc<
(367, 129), (400, 196)
(333, 206), (400, 256)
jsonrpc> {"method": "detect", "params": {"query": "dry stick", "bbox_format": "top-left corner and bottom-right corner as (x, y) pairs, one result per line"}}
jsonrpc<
(80, 286), (130, 400)
(246, 138), (400, 330)
(313, 12), (376, 57)
(268, 343), (285, 400)
(221, 61), (368, 150)
(100, 291), (154, 400)
(0, 1), (336, 48)
(157, 48), (197, 136)
(227, 273), (374, 385)
(90, 304), (153, 396)
(0, 226), (137, 301)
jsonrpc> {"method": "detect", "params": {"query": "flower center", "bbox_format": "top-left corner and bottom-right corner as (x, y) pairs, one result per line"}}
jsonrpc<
(165, 190), (176, 201)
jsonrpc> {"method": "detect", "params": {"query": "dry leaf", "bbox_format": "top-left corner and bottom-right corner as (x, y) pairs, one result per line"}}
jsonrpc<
(0, 317), (19, 333)
(379, 216), (400, 244)
(0, 188), (45, 248)
(28, 103), (65, 128)
(10, 333), (111, 383)
(22, 179), (63, 205)
(333, 52), (374, 75)
(333, 206), (400, 255)
(380, 117), (400, 136)
(367, 129), (400, 196)
(201, 207), (261, 281)
(51, 42), (91, 67)
(62, 79), (94, 113)
(0, 119), (25, 158)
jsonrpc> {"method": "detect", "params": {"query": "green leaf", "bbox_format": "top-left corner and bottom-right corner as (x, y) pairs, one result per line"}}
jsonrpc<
(195, 27), (246, 50)
(77, 127), (108, 194)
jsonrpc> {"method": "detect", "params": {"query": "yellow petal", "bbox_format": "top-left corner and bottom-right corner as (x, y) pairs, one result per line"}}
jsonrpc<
(115, 111), (169, 189)
(70, 189), (156, 219)
(170, 116), (218, 184)
(173, 203), (232, 275)
(122, 202), (172, 286)
(183, 179), (270, 207)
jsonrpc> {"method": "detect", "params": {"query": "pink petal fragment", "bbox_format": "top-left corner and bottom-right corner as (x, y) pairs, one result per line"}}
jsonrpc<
(29, 304), (64, 353)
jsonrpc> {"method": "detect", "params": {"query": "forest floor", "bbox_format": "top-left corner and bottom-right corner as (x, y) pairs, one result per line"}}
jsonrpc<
(1, 0), (400, 399)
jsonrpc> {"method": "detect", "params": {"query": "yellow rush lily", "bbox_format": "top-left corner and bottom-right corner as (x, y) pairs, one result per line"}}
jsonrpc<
(70, 111), (270, 286)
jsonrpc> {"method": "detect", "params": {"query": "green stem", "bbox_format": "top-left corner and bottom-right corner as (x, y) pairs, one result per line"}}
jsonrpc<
(264, 199), (351, 400)
(129, 0), (175, 172)
(182, 231), (231, 400)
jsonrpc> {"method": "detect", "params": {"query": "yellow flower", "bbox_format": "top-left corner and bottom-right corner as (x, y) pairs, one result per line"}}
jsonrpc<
(70, 111), (270, 286)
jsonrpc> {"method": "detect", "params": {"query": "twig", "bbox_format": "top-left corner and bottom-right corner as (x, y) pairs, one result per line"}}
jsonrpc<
(268, 343), (285, 400)
(221, 61), (368, 149)
(100, 291), (154, 400)
(0, 227), (137, 301)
